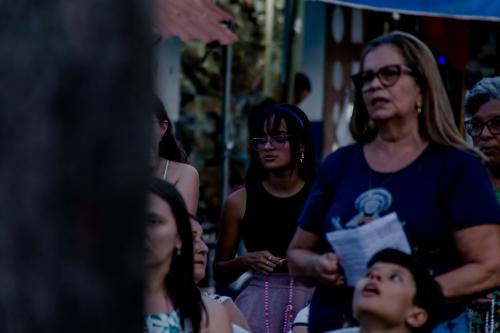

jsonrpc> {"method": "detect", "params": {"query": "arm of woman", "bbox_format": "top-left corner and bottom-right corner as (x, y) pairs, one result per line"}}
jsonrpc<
(435, 224), (500, 300)
(175, 163), (199, 214)
(214, 189), (278, 284)
(221, 298), (251, 332)
(288, 227), (344, 287)
(435, 152), (500, 300)
(213, 188), (248, 284)
(202, 299), (233, 333)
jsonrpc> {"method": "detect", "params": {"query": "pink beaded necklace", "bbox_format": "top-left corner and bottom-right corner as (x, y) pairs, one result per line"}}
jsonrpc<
(264, 276), (295, 333)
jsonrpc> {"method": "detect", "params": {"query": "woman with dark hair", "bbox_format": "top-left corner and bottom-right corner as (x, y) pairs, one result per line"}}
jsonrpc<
(152, 96), (199, 214)
(214, 103), (317, 333)
(287, 31), (500, 333)
(144, 178), (231, 333)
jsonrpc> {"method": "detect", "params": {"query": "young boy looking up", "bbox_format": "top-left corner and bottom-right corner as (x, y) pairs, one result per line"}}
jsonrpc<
(352, 249), (444, 333)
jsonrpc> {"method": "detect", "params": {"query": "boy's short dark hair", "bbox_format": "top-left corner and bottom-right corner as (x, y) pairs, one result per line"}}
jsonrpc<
(368, 249), (444, 333)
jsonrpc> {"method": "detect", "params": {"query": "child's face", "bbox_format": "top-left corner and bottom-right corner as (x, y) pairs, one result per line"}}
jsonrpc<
(353, 262), (425, 329)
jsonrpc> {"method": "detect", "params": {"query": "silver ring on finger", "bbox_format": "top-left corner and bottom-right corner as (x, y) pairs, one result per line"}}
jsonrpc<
(267, 255), (272, 261)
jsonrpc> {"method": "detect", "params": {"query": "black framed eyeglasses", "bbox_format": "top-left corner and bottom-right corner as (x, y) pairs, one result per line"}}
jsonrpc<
(464, 117), (500, 137)
(352, 64), (414, 92)
(250, 134), (292, 151)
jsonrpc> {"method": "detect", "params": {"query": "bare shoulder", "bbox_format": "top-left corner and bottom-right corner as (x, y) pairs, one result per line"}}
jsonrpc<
(220, 298), (251, 331)
(169, 161), (199, 182)
(201, 298), (232, 333)
(225, 187), (246, 208)
(202, 294), (250, 331)
(221, 187), (246, 219)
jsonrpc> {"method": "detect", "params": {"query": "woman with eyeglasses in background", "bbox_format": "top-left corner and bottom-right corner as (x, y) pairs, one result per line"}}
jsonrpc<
(287, 31), (500, 333)
(464, 76), (500, 333)
(214, 103), (317, 333)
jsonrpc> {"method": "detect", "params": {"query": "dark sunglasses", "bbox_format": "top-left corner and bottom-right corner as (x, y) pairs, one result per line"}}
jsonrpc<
(250, 134), (292, 151)
(464, 117), (500, 137)
(352, 64), (414, 92)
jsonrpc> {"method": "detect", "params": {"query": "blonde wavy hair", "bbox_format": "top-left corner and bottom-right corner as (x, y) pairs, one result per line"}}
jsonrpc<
(350, 31), (470, 152)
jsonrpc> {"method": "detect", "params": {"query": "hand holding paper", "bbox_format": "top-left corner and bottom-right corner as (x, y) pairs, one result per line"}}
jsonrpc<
(314, 252), (345, 286)
(326, 212), (411, 287)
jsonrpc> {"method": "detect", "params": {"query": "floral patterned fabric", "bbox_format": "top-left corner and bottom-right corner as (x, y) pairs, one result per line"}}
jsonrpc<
(469, 290), (500, 333)
(144, 311), (193, 333)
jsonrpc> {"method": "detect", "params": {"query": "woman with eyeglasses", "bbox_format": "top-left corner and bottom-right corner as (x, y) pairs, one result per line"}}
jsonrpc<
(214, 103), (317, 333)
(288, 31), (500, 333)
(152, 95), (199, 214)
(464, 76), (500, 333)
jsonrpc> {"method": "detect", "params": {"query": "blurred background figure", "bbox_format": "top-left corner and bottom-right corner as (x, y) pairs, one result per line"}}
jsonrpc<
(214, 103), (317, 333)
(144, 179), (232, 333)
(152, 96), (200, 214)
(288, 31), (500, 333)
(293, 73), (311, 106)
(464, 76), (500, 333)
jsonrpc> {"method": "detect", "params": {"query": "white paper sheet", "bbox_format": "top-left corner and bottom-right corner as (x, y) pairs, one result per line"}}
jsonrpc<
(326, 212), (411, 287)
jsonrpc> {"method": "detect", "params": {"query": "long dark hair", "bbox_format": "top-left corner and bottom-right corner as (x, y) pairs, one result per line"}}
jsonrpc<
(148, 178), (205, 333)
(153, 96), (188, 163)
(247, 102), (316, 184)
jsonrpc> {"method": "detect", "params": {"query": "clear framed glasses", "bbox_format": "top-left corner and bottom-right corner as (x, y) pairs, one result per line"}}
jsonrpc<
(352, 64), (414, 92)
(250, 134), (292, 151)
(464, 117), (500, 137)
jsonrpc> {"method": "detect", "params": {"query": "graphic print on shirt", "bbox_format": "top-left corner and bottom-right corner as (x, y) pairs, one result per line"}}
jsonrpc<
(331, 187), (394, 230)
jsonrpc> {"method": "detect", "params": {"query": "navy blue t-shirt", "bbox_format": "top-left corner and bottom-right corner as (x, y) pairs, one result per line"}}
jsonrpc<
(299, 143), (500, 333)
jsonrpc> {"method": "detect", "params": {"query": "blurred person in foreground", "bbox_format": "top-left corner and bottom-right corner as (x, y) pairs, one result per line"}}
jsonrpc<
(464, 76), (500, 333)
(144, 179), (231, 333)
(287, 31), (500, 333)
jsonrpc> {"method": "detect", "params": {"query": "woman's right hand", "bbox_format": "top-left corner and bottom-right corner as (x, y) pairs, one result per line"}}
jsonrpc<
(314, 252), (344, 286)
(288, 227), (345, 287)
(241, 251), (284, 275)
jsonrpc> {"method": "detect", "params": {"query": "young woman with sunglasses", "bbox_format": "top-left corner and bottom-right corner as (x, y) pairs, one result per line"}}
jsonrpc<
(214, 103), (317, 333)
(288, 31), (500, 333)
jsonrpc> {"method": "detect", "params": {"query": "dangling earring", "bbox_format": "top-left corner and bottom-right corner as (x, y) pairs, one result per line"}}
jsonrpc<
(299, 151), (305, 164)
(367, 119), (375, 129)
(417, 106), (422, 115)
(176, 248), (182, 256)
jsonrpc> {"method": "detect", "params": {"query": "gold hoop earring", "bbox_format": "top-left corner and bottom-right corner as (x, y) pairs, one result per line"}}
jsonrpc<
(417, 106), (422, 114)
(368, 119), (375, 129)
